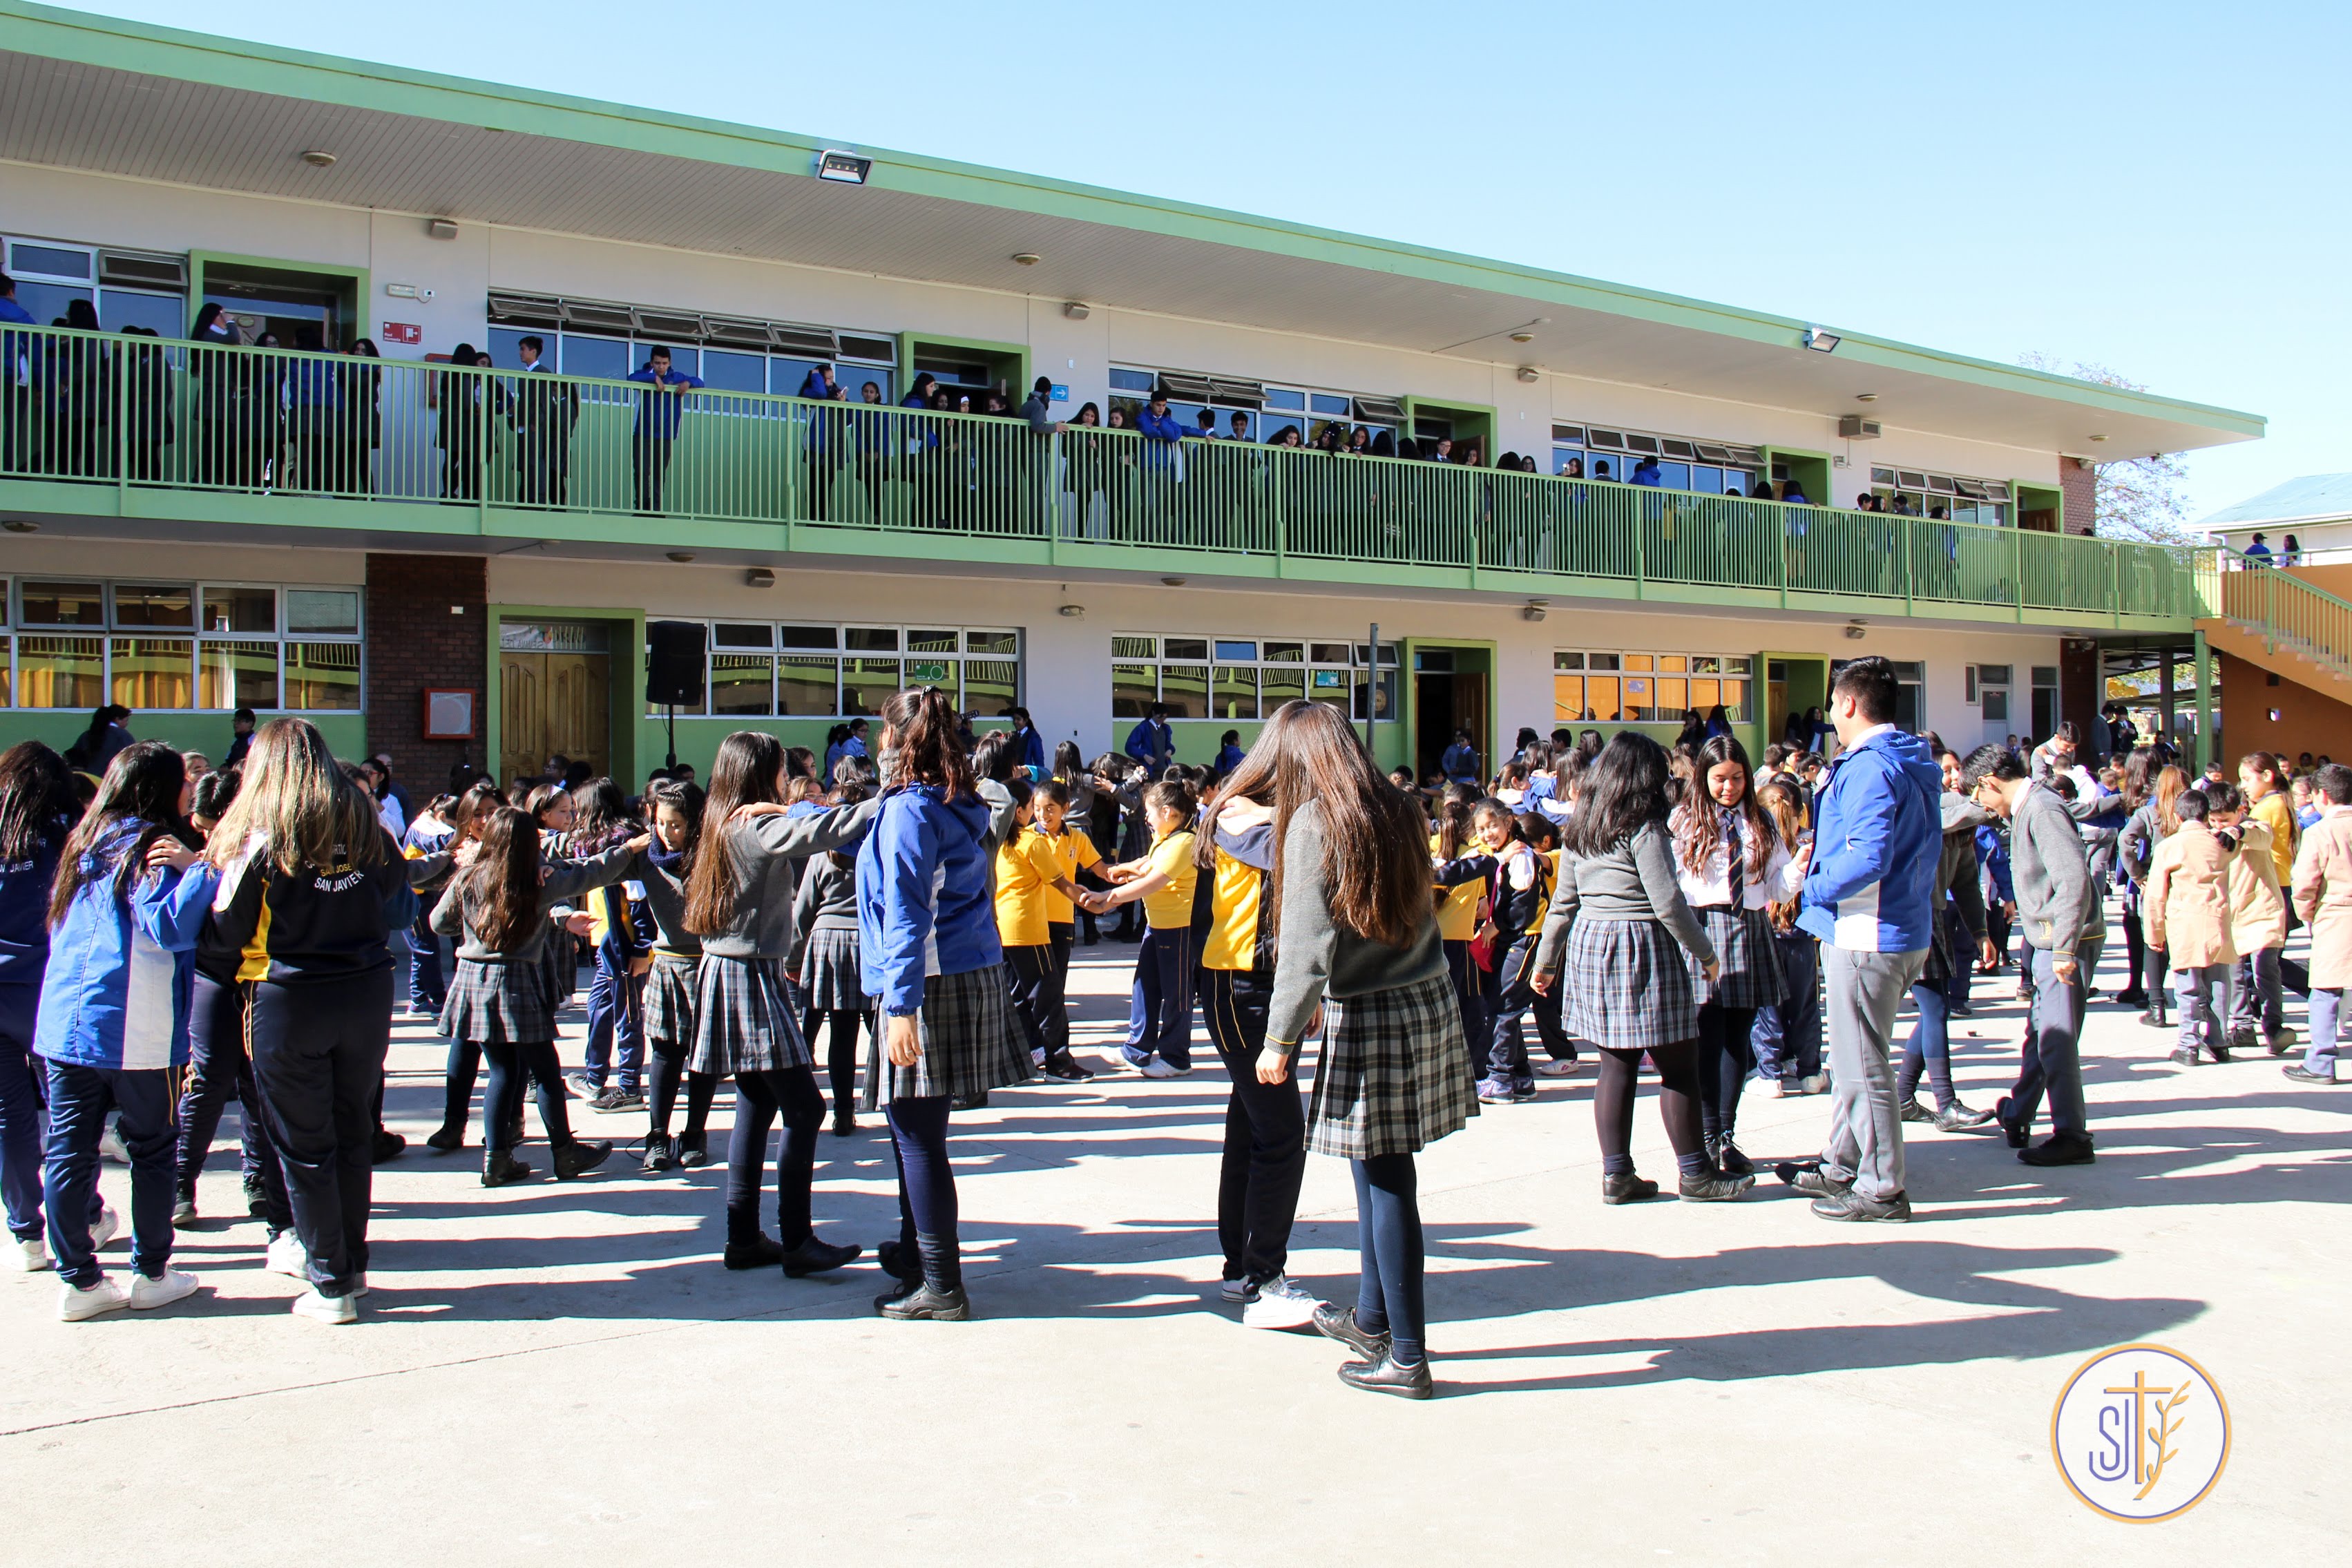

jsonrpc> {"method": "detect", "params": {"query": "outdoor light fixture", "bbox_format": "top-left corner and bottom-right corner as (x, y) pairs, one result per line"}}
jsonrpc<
(1509, 331), (1535, 344)
(745, 567), (775, 588)
(1, 518), (38, 533)
(1161, 577), (1186, 587)
(815, 149), (872, 184)
(426, 219), (457, 241)
(1855, 392), (1878, 402)
(666, 551), (695, 563)
(1803, 327), (1841, 353)
(1516, 366), (1540, 384)
(1844, 621), (1867, 640)
(2089, 433), (2109, 443)
(1058, 604), (1085, 619)
(1012, 252), (1042, 267)
(298, 149), (336, 167)
(1522, 601), (1548, 622)
(1062, 302), (1090, 321)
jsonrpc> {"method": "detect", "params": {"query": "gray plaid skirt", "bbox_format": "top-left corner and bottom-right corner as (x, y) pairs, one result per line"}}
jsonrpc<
(689, 954), (808, 1076)
(879, 962), (1032, 1103)
(1305, 971), (1478, 1160)
(642, 950), (699, 1048)
(441, 956), (553, 1046)
(799, 925), (868, 1013)
(1561, 917), (1699, 1051)
(1690, 905), (1786, 1012)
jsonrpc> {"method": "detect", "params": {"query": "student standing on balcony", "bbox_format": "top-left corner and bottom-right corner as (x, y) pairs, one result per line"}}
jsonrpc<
(628, 345), (704, 515)
(510, 335), (577, 506)
(428, 343), (501, 504)
(1136, 388), (1185, 538)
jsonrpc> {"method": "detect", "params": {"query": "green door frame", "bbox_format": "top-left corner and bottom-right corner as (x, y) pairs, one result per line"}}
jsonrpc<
(1401, 396), (1498, 459)
(1402, 636), (1497, 779)
(2016, 481), (2065, 532)
(1761, 649), (1828, 759)
(485, 604), (646, 788)
(189, 251), (371, 339)
(899, 331), (1029, 401)
(1762, 445), (1831, 505)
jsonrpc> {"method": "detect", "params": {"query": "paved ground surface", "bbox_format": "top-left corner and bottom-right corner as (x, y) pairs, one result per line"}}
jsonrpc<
(2, 928), (2346, 1566)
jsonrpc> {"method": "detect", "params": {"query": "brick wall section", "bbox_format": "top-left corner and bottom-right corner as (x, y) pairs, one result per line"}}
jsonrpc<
(2061, 459), (2097, 537)
(2059, 636), (2103, 759)
(364, 553), (487, 793)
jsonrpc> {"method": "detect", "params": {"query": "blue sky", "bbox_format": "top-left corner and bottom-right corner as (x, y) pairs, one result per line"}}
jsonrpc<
(77, 0), (2351, 519)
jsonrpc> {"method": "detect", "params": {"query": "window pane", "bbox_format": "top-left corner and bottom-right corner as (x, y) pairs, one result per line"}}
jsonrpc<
(1589, 653), (1620, 671)
(202, 586), (276, 634)
(965, 629), (1018, 656)
(1658, 656), (1687, 673)
(904, 658), (955, 695)
(1260, 665), (1303, 709)
(1723, 679), (1748, 720)
(840, 658), (900, 716)
(1111, 664), (1157, 719)
(1309, 643), (1351, 665)
(17, 635), (102, 708)
(1623, 653), (1654, 672)
(1554, 651), (1585, 670)
(776, 656), (837, 716)
(1690, 678), (1720, 711)
(1214, 665), (1258, 721)
(963, 659), (1017, 716)
(1160, 663), (1208, 719)
(710, 655), (774, 716)
(1553, 674), (1583, 725)
(286, 589), (360, 635)
(776, 624), (839, 651)
(1584, 674), (1621, 720)
(560, 334), (630, 381)
(1655, 678), (1687, 716)
(20, 581), (104, 627)
(198, 640), (278, 710)
(285, 641), (362, 710)
(10, 242), (91, 278)
(906, 629), (957, 655)
(845, 627), (899, 652)
(114, 584), (193, 628)
(713, 622), (773, 649)
(700, 349), (765, 394)
(1214, 640), (1256, 662)
(1112, 635), (1157, 660)
(0, 639), (8, 708)
(1261, 640), (1303, 663)
(1623, 674), (1654, 721)
(108, 637), (193, 708)
(1163, 638), (1209, 662)
(1309, 669), (1351, 711)
(1355, 668), (1399, 723)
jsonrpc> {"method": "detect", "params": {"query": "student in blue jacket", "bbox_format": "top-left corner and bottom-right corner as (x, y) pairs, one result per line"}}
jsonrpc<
(38, 742), (217, 1321)
(1, 740), (97, 1274)
(860, 687), (1031, 1321)
(627, 345), (705, 515)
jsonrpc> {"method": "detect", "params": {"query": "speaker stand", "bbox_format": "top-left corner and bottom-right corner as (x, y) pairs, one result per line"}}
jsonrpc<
(665, 705), (678, 772)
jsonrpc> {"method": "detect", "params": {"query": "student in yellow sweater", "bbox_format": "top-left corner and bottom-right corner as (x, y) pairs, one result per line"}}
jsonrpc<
(1091, 780), (1201, 1078)
(993, 778), (1096, 1084)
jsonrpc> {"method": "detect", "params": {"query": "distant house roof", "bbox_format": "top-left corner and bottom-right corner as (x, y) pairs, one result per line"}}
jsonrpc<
(2199, 473), (2352, 530)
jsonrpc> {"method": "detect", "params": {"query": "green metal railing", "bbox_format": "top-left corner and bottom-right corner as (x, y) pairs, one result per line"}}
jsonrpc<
(0, 321), (2215, 622)
(2219, 557), (2352, 680)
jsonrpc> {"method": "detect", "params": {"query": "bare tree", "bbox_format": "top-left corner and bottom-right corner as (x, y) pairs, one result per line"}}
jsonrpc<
(2017, 353), (2199, 546)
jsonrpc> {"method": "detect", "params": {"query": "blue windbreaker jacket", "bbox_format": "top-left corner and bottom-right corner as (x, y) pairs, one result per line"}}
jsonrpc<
(1797, 725), (1943, 953)
(33, 823), (218, 1070)
(857, 784), (1002, 1015)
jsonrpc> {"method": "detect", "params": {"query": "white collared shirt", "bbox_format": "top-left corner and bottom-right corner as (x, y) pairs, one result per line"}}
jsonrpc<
(1673, 811), (1804, 911)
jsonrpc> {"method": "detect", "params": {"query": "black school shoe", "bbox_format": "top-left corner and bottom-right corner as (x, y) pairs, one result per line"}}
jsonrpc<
(371, 1128), (407, 1164)
(1810, 1187), (1912, 1223)
(641, 1133), (673, 1173)
(675, 1131), (710, 1168)
(1678, 1170), (1754, 1202)
(1600, 1172), (1661, 1204)
(1994, 1096), (2031, 1149)
(425, 1122), (466, 1154)
(2282, 1064), (2342, 1085)
(874, 1280), (970, 1320)
(1775, 1161), (1850, 1199)
(1338, 1352), (1434, 1400)
(2018, 1132), (2096, 1167)
(551, 1139), (613, 1180)
(1312, 1300), (1390, 1361)
(1935, 1101), (1997, 1132)
(780, 1236), (862, 1277)
(481, 1150), (532, 1187)
(724, 1233), (787, 1271)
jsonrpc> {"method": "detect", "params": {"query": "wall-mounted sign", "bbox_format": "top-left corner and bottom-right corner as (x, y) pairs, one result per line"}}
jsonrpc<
(383, 322), (422, 345)
(423, 688), (477, 740)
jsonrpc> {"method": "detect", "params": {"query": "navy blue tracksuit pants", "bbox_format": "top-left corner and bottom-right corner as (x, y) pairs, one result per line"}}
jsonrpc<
(580, 937), (644, 1094)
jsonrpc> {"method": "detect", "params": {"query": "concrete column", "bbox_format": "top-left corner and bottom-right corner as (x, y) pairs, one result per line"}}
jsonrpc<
(2193, 629), (2213, 773)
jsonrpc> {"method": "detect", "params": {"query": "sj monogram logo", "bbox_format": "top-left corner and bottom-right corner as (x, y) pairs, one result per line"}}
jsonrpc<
(2052, 1345), (2230, 1522)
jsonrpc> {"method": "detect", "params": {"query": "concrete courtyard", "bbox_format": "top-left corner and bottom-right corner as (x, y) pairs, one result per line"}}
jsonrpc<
(1, 934), (2346, 1566)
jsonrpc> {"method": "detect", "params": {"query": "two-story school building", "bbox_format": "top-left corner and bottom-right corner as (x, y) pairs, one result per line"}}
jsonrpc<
(0, 3), (2268, 791)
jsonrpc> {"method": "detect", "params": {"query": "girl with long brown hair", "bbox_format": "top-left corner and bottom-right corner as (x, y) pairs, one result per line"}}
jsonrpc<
(859, 687), (1031, 1320)
(1257, 701), (1474, 1398)
(1668, 736), (1808, 1174)
(1, 741), (90, 1272)
(430, 805), (644, 1193)
(682, 729), (875, 1278)
(419, 781), (505, 1153)
(2119, 762), (2190, 1029)
(632, 779), (716, 1169)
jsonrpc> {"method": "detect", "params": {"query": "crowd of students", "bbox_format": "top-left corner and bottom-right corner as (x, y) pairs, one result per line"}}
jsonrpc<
(2, 657), (2342, 1398)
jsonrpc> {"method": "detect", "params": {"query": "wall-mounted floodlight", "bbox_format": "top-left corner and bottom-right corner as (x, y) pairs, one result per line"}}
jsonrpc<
(815, 149), (872, 184)
(1803, 327), (1842, 354)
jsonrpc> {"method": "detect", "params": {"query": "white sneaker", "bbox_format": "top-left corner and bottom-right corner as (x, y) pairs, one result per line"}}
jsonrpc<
(265, 1230), (307, 1279)
(14, 1236), (49, 1272)
(291, 1287), (357, 1325)
(58, 1274), (130, 1321)
(1768, 1078), (1792, 1098)
(99, 1124), (129, 1164)
(89, 1205), (120, 1250)
(1801, 1075), (1829, 1095)
(1241, 1274), (1326, 1331)
(1533, 1059), (1582, 1078)
(1218, 1277), (1252, 1304)
(1139, 1057), (1179, 1079)
(128, 1268), (201, 1311)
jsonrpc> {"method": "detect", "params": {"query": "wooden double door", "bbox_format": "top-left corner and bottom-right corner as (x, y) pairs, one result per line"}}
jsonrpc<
(499, 649), (610, 787)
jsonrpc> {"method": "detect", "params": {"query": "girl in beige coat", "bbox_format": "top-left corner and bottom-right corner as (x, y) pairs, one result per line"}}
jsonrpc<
(2288, 765), (2352, 1084)
(2215, 781), (2291, 1055)
(2144, 788), (2238, 1067)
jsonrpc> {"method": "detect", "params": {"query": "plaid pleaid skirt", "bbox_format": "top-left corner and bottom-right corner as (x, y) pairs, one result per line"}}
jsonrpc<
(1560, 917), (1698, 1051)
(441, 956), (553, 1046)
(1304, 971), (1478, 1160)
(799, 925), (869, 1013)
(642, 950), (700, 1048)
(689, 954), (808, 1076)
(1690, 905), (1786, 1011)
(879, 962), (1033, 1104)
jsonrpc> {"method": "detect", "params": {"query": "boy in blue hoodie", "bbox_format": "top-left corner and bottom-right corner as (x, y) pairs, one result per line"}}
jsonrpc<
(1779, 659), (1942, 1223)
(36, 743), (218, 1320)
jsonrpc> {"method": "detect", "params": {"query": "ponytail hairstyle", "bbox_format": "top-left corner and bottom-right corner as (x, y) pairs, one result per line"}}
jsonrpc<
(825, 723), (852, 751)
(461, 807), (542, 953)
(48, 740), (186, 927)
(0, 740), (77, 866)
(1142, 778), (1197, 832)
(1431, 795), (1473, 861)
(879, 687), (977, 800)
(684, 730), (786, 935)
(190, 767), (242, 831)
(202, 718), (381, 876)
(1755, 778), (1808, 848)
(1052, 739), (1084, 781)
(524, 782), (568, 833)
(2152, 764), (2190, 836)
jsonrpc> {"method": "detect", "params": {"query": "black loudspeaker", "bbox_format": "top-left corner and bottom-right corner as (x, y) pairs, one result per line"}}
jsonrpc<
(645, 620), (707, 707)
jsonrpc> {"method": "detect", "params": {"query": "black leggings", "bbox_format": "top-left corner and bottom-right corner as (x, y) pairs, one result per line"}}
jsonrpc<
(801, 1007), (868, 1118)
(645, 1042), (718, 1140)
(1692, 1004), (1757, 1141)
(887, 1094), (957, 1277)
(1591, 1042), (1705, 1176)
(725, 1066), (825, 1247)
(481, 1038), (572, 1154)
(1352, 1152), (1425, 1366)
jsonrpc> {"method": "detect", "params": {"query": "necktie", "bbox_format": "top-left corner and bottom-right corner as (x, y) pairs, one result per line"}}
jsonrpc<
(1722, 808), (1744, 908)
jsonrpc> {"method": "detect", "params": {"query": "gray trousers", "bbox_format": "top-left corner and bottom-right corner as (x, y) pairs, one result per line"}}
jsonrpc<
(2011, 940), (2101, 1139)
(1819, 946), (1926, 1201)
(2230, 945), (2283, 1038)
(2176, 962), (2228, 1058)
